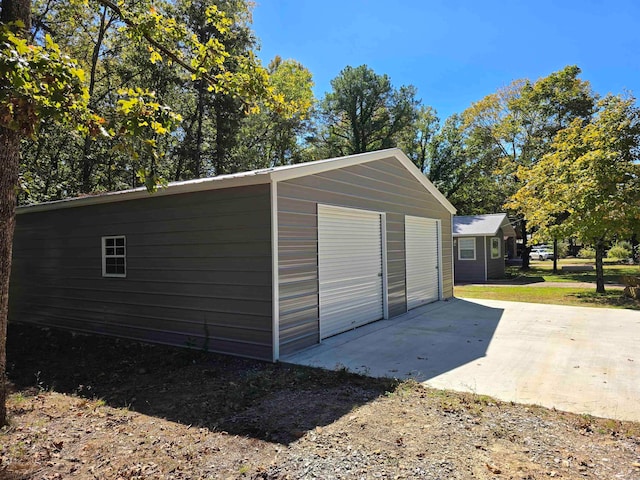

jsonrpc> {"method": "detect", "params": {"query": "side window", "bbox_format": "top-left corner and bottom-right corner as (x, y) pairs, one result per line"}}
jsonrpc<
(491, 237), (501, 259)
(458, 237), (476, 260)
(102, 236), (126, 277)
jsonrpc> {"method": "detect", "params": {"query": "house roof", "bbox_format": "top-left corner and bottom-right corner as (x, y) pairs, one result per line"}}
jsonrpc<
(453, 213), (516, 238)
(18, 148), (456, 214)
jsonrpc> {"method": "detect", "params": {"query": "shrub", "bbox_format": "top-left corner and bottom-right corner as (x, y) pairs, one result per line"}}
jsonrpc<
(607, 241), (633, 260)
(577, 246), (596, 259)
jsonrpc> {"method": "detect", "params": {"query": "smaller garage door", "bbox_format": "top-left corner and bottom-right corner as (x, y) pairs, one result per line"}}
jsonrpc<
(405, 216), (440, 310)
(318, 205), (384, 339)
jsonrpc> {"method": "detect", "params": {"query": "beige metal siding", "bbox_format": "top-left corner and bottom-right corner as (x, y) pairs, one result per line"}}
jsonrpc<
(386, 213), (406, 318)
(277, 195), (319, 354)
(277, 156), (453, 355)
(10, 185), (273, 360)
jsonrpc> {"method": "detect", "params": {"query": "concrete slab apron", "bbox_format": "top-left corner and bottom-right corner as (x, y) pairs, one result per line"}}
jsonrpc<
(283, 298), (640, 422)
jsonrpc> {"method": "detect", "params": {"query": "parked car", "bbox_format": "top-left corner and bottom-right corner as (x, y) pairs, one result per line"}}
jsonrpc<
(530, 247), (554, 261)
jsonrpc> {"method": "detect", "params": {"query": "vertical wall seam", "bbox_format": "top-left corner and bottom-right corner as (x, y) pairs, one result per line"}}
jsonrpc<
(270, 178), (280, 361)
(451, 217), (455, 295)
(437, 219), (443, 300)
(483, 236), (488, 282)
(381, 213), (389, 319)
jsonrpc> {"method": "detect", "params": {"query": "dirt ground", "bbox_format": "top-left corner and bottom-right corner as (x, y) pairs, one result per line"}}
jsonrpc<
(2, 323), (640, 479)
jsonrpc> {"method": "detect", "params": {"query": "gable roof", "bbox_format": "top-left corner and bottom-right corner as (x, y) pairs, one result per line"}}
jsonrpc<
(453, 213), (516, 237)
(18, 148), (456, 214)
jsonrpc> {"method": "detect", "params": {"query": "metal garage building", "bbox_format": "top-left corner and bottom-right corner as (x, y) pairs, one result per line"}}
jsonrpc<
(10, 148), (456, 361)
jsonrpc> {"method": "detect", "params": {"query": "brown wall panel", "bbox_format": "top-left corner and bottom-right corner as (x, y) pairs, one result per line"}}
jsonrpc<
(10, 184), (273, 360)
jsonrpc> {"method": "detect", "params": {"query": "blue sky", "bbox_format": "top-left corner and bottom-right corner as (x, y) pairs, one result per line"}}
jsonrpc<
(252, 0), (640, 120)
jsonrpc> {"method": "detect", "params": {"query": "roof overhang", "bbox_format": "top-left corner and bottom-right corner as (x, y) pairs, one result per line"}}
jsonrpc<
(453, 213), (517, 238)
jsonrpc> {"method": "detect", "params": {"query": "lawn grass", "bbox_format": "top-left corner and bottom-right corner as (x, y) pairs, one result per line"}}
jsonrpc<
(507, 259), (640, 284)
(455, 284), (640, 310)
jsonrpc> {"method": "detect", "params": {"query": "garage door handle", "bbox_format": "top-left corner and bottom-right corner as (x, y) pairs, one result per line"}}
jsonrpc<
(378, 273), (382, 277)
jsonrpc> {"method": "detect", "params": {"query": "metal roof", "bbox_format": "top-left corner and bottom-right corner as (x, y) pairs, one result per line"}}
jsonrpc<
(453, 213), (516, 237)
(18, 148), (456, 215)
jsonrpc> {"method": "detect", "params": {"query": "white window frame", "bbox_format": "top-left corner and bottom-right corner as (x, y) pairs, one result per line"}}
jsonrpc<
(102, 235), (127, 278)
(491, 237), (501, 259)
(458, 237), (476, 261)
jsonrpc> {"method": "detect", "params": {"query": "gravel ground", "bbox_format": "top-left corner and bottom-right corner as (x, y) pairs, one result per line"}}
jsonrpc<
(2, 323), (639, 479)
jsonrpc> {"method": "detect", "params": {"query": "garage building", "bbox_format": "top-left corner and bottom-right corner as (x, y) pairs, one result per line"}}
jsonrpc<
(10, 148), (456, 361)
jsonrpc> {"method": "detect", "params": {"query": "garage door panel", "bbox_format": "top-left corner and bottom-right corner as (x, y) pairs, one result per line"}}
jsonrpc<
(318, 205), (384, 339)
(406, 216), (440, 310)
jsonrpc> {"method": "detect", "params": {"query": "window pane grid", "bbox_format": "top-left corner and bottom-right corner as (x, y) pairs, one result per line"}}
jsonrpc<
(103, 236), (126, 277)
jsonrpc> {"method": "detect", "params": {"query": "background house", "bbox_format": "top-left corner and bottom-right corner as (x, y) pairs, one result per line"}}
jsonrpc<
(10, 148), (455, 362)
(453, 213), (516, 284)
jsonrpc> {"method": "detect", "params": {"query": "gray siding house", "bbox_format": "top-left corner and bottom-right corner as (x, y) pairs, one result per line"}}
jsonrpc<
(453, 214), (516, 284)
(10, 149), (456, 361)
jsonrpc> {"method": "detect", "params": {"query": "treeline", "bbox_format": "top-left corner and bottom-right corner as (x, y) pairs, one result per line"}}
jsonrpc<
(16, 2), (640, 256)
(19, 0), (315, 202)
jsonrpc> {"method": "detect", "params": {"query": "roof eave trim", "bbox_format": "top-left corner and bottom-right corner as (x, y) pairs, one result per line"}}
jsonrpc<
(17, 173), (272, 214)
(453, 232), (498, 237)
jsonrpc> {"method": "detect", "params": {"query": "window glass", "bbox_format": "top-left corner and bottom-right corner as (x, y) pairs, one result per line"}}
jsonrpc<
(102, 236), (126, 277)
(458, 237), (476, 260)
(491, 237), (501, 259)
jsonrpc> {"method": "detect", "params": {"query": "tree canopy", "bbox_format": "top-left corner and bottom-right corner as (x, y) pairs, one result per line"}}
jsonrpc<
(314, 64), (418, 157)
(507, 94), (640, 291)
(0, 0), (302, 427)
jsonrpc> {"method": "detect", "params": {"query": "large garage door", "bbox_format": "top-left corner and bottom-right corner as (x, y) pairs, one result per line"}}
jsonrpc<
(318, 205), (384, 339)
(405, 216), (440, 310)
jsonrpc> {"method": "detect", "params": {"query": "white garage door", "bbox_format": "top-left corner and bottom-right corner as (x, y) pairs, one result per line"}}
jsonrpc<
(318, 205), (384, 339)
(405, 216), (440, 310)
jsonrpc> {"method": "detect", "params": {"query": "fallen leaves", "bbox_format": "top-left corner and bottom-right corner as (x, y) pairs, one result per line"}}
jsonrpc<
(3, 324), (640, 480)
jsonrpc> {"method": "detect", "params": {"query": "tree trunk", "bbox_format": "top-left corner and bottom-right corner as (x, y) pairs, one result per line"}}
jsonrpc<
(81, 5), (109, 193)
(595, 240), (606, 294)
(1, 0), (32, 429)
(193, 81), (205, 178)
(0, 127), (21, 427)
(520, 218), (530, 270)
(552, 238), (558, 274)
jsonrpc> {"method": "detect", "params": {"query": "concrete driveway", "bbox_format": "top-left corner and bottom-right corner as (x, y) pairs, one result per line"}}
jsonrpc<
(283, 298), (640, 422)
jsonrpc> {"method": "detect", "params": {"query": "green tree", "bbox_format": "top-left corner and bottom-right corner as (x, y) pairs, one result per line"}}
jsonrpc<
(1, 0), (89, 426)
(20, 0), (188, 199)
(507, 94), (640, 293)
(316, 65), (418, 156)
(426, 113), (507, 215)
(398, 105), (439, 173)
(463, 66), (596, 268)
(0, 0), (276, 426)
(174, 0), (260, 178)
(232, 56), (314, 169)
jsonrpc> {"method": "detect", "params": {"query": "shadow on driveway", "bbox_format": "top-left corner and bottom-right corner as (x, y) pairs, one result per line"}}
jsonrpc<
(286, 297), (640, 422)
(283, 298), (504, 381)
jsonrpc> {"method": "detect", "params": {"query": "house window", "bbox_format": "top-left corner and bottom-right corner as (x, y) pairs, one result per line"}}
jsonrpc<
(458, 237), (476, 260)
(491, 237), (501, 259)
(102, 236), (126, 277)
